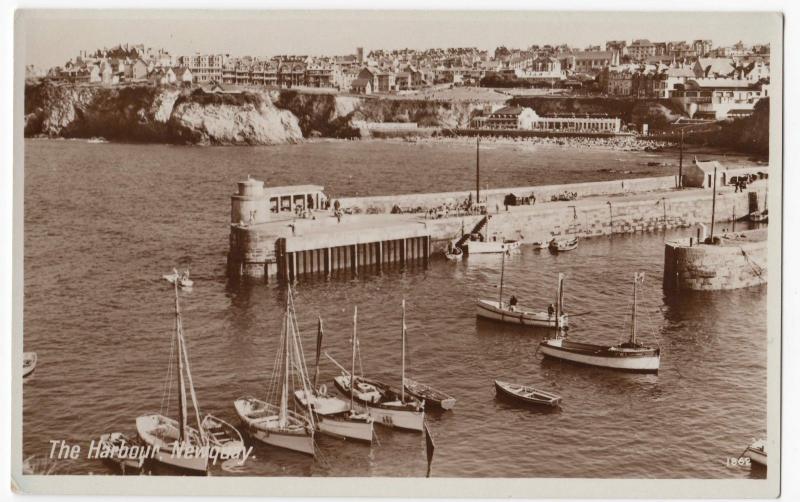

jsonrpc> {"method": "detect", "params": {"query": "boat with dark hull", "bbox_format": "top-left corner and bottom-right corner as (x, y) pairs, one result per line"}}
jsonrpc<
(494, 380), (561, 408)
(539, 272), (660, 373)
(403, 378), (456, 410)
(549, 237), (578, 252)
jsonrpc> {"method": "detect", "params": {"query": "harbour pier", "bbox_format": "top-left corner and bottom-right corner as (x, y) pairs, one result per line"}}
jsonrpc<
(227, 166), (768, 284)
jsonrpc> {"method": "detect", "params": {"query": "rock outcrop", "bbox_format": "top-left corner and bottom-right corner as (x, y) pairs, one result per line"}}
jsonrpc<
(24, 82), (303, 145)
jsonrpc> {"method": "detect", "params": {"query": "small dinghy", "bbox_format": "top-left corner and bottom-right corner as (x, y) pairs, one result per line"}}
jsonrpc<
(201, 415), (245, 456)
(549, 237), (578, 252)
(403, 378), (456, 410)
(743, 438), (767, 467)
(530, 239), (550, 250)
(444, 246), (463, 261)
(163, 268), (193, 288)
(23, 352), (37, 378)
(97, 432), (147, 472)
(494, 380), (561, 407)
(748, 210), (768, 223)
(539, 272), (660, 373)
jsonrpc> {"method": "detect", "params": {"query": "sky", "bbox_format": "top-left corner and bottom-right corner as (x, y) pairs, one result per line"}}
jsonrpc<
(18, 10), (782, 70)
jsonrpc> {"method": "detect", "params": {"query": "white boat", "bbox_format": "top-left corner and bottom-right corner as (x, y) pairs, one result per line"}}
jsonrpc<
(23, 352), (37, 378)
(748, 211), (768, 223)
(539, 272), (660, 373)
(293, 317), (374, 442)
(234, 397), (315, 455)
(329, 303), (425, 432)
(444, 246), (463, 261)
(465, 239), (520, 255)
(136, 415), (209, 473)
(163, 268), (194, 288)
(476, 254), (568, 328)
(234, 285), (316, 456)
(136, 282), (223, 474)
(743, 438), (767, 466)
(201, 414), (245, 457)
(548, 237), (578, 252)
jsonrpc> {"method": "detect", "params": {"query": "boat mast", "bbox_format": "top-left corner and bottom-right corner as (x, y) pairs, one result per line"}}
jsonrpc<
(401, 300), (406, 402)
(553, 275), (561, 338)
(313, 317), (323, 393)
(279, 290), (290, 428)
(631, 274), (638, 344)
(476, 136), (480, 204)
(498, 252), (505, 306)
(710, 166), (717, 241)
(174, 282), (188, 444)
(557, 273), (564, 320)
(351, 307), (357, 411)
(177, 309), (205, 442)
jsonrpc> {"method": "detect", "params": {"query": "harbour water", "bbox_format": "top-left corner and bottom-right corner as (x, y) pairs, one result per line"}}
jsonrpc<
(23, 139), (766, 478)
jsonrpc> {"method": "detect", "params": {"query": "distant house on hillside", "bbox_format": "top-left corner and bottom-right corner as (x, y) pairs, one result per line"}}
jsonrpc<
(174, 67), (193, 86)
(350, 78), (373, 95)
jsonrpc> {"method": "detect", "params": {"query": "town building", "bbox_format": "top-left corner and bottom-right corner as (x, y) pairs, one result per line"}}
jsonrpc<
(628, 39), (657, 61)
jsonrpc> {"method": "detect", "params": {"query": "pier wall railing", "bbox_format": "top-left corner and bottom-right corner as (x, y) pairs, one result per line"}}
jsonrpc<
(338, 175), (681, 214)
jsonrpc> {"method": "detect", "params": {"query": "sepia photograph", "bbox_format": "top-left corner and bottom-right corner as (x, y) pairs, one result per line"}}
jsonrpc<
(10, 7), (783, 498)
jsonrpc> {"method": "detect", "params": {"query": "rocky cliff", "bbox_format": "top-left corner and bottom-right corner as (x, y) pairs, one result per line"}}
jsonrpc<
(24, 82), (483, 145)
(24, 82), (303, 145)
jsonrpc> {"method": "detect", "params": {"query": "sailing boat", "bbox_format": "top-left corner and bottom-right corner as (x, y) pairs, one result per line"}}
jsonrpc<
(476, 256), (568, 328)
(332, 303), (425, 432)
(234, 285), (316, 455)
(294, 317), (374, 442)
(137, 282), (219, 473)
(539, 272), (660, 373)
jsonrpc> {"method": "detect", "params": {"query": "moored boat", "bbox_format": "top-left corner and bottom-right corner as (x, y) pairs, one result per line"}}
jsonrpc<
(444, 246), (463, 261)
(136, 282), (222, 474)
(743, 438), (767, 467)
(163, 268), (193, 288)
(234, 285), (316, 455)
(330, 303), (425, 432)
(549, 237), (578, 252)
(201, 414), (245, 457)
(403, 378), (456, 410)
(97, 432), (147, 472)
(293, 317), (374, 442)
(494, 380), (561, 407)
(23, 352), (37, 378)
(539, 272), (660, 373)
(748, 210), (768, 223)
(476, 254), (568, 329)
(465, 239), (520, 255)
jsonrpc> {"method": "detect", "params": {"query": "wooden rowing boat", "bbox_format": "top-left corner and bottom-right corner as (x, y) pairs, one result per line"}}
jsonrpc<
(548, 237), (578, 252)
(23, 352), (37, 378)
(403, 378), (456, 410)
(494, 380), (561, 407)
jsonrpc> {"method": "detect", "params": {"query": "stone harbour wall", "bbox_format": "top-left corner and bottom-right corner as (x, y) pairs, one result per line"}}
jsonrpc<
(663, 230), (768, 291)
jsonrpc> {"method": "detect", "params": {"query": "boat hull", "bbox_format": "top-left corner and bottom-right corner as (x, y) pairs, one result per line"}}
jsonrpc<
(22, 352), (37, 378)
(476, 300), (568, 328)
(494, 380), (561, 407)
(403, 378), (456, 411)
(744, 441), (767, 466)
(539, 339), (660, 373)
(234, 398), (315, 456)
(317, 414), (374, 442)
(135, 414), (209, 473)
(333, 376), (425, 432)
(465, 240), (521, 254)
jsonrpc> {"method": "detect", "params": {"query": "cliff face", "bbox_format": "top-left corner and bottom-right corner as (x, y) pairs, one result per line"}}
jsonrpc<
(24, 82), (303, 145)
(272, 91), (480, 137)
